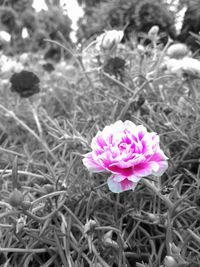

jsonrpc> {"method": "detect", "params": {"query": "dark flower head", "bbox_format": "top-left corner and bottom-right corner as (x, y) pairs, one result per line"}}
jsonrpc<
(10, 70), (40, 98)
(44, 47), (61, 62)
(42, 62), (55, 73)
(103, 57), (126, 79)
(0, 7), (17, 32)
(32, 29), (48, 50)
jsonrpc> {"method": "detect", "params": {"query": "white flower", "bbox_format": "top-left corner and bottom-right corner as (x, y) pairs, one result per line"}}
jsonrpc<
(161, 58), (183, 77)
(162, 57), (200, 78)
(19, 53), (30, 64)
(166, 43), (190, 59)
(1, 59), (24, 73)
(148, 25), (159, 40)
(181, 57), (200, 77)
(21, 27), (29, 39)
(0, 31), (11, 42)
(96, 30), (124, 51)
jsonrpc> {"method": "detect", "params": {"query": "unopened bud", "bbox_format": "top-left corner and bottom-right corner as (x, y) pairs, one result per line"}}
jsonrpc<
(21, 201), (32, 210)
(43, 184), (54, 194)
(143, 211), (160, 223)
(16, 216), (26, 233)
(96, 30), (124, 51)
(148, 25), (159, 40)
(164, 256), (178, 267)
(167, 43), (189, 59)
(169, 242), (181, 255)
(84, 219), (97, 234)
(9, 189), (23, 208)
(102, 230), (119, 249)
(146, 212), (160, 223)
(137, 44), (145, 54)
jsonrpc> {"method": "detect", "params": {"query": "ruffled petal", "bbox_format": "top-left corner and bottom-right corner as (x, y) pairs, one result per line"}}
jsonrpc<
(149, 151), (168, 176)
(127, 174), (141, 182)
(133, 162), (153, 177)
(107, 174), (138, 193)
(91, 133), (107, 150)
(82, 153), (104, 172)
(152, 161), (168, 176)
(111, 154), (145, 169)
(150, 150), (168, 162)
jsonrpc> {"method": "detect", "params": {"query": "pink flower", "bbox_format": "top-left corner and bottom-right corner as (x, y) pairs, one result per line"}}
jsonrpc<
(83, 120), (168, 193)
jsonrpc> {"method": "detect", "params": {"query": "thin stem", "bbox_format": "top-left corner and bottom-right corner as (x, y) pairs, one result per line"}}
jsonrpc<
(142, 179), (174, 209)
(0, 169), (44, 179)
(23, 197), (66, 223)
(117, 78), (151, 120)
(31, 191), (67, 205)
(44, 39), (95, 91)
(0, 247), (55, 253)
(186, 78), (199, 121)
(0, 104), (56, 161)
(29, 101), (43, 138)
(103, 72), (134, 94)
(0, 147), (26, 158)
(91, 243), (111, 267)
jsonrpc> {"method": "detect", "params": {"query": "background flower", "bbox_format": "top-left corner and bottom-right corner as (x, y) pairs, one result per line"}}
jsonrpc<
(96, 30), (124, 51)
(162, 57), (200, 78)
(166, 43), (190, 59)
(83, 120), (168, 193)
(9, 70), (40, 98)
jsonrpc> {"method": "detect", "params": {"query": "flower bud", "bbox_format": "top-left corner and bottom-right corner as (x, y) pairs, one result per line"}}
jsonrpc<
(102, 230), (119, 249)
(16, 216), (26, 233)
(9, 188), (23, 208)
(167, 43), (189, 59)
(84, 219), (97, 234)
(137, 44), (145, 54)
(148, 25), (159, 40)
(169, 242), (181, 255)
(145, 212), (160, 223)
(164, 256), (178, 267)
(43, 184), (54, 194)
(96, 30), (124, 51)
(21, 201), (32, 210)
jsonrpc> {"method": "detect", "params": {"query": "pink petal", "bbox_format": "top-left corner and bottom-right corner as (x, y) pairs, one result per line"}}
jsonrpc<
(133, 162), (154, 177)
(127, 174), (141, 182)
(107, 174), (138, 193)
(150, 150), (168, 162)
(91, 133), (107, 150)
(112, 174), (127, 182)
(111, 173), (140, 183)
(111, 154), (145, 169)
(149, 151), (168, 176)
(107, 165), (134, 176)
(152, 161), (168, 176)
(82, 153), (105, 172)
(137, 125), (148, 140)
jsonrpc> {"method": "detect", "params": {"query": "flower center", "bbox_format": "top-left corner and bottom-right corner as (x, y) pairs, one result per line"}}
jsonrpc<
(118, 142), (128, 150)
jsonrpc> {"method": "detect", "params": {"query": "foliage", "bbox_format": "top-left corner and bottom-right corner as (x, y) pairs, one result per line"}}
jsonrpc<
(37, 6), (72, 43)
(77, 0), (107, 6)
(178, 0), (200, 52)
(76, 0), (177, 44)
(0, 6), (17, 33)
(0, 0), (72, 54)
(0, 24), (200, 266)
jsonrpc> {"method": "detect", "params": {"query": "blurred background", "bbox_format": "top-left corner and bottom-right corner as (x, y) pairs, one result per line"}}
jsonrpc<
(0, 0), (199, 59)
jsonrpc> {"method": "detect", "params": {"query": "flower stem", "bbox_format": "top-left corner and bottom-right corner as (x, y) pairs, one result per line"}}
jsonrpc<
(0, 104), (56, 161)
(142, 179), (174, 209)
